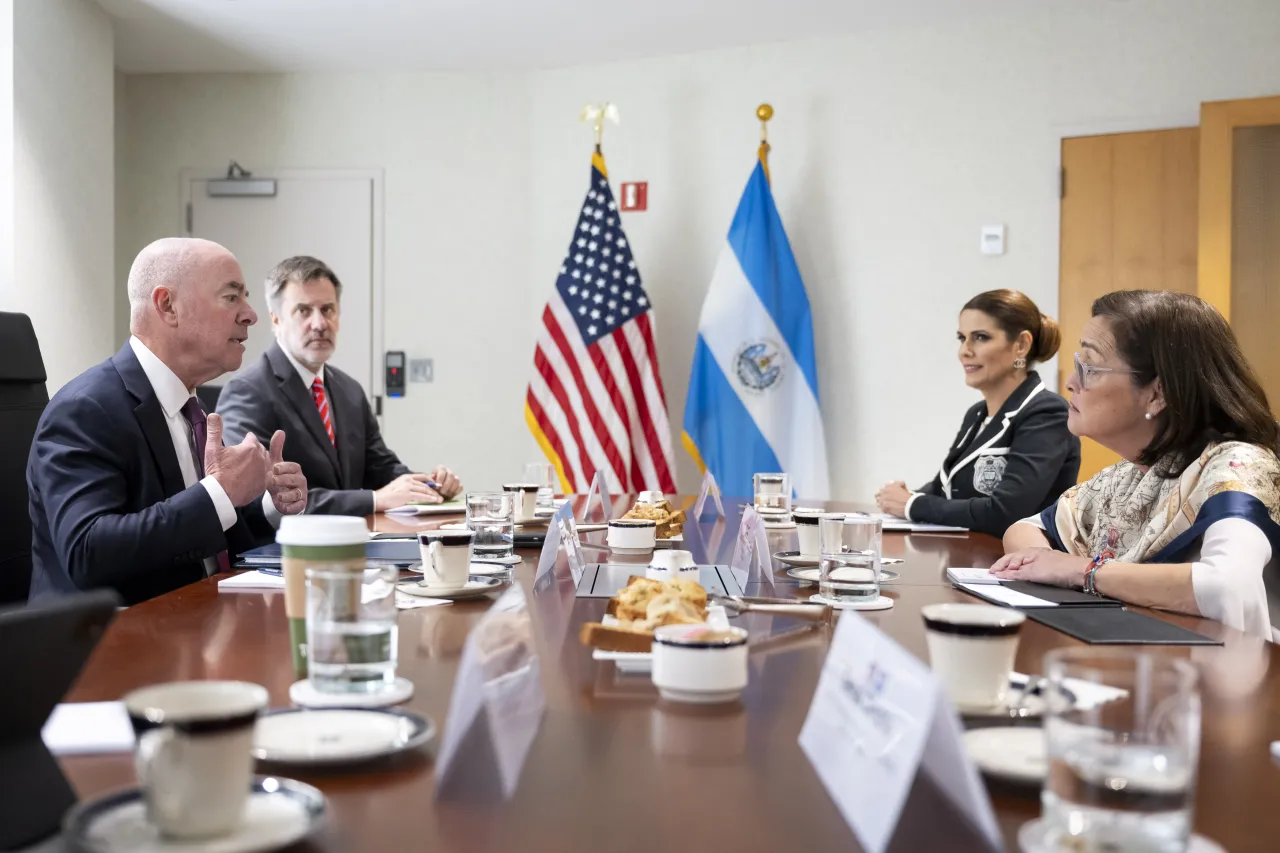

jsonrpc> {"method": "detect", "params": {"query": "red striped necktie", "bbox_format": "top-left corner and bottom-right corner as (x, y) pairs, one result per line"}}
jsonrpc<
(312, 377), (336, 446)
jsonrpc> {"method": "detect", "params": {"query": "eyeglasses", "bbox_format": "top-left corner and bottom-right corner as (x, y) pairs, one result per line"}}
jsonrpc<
(1073, 352), (1137, 390)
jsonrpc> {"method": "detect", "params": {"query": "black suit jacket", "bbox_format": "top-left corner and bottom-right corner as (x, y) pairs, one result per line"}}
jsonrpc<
(217, 343), (410, 516)
(27, 344), (275, 606)
(910, 375), (1081, 537)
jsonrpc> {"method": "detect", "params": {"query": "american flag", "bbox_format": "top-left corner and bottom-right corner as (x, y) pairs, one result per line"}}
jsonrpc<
(525, 153), (677, 494)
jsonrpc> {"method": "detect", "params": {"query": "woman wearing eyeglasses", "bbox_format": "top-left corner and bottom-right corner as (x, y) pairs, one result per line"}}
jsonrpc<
(992, 290), (1280, 641)
(875, 290), (1081, 537)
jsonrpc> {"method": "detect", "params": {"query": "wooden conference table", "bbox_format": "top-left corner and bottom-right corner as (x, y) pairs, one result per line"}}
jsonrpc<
(58, 499), (1279, 852)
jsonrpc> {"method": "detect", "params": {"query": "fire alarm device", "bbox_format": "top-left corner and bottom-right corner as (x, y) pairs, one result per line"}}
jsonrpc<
(620, 182), (648, 212)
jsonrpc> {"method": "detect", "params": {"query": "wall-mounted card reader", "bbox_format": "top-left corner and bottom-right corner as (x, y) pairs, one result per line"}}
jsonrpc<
(385, 351), (406, 397)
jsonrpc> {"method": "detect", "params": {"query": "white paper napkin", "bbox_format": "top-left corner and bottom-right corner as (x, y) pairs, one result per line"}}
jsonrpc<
(42, 702), (135, 755)
(396, 592), (452, 610)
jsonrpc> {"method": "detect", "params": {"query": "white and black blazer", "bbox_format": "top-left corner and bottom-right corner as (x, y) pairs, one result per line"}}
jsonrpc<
(906, 375), (1080, 537)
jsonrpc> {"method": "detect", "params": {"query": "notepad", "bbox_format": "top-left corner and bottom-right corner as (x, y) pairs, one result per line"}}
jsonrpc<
(947, 567), (1000, 585)
(41, 702), (135, 755)
(385, 499), (465, 516)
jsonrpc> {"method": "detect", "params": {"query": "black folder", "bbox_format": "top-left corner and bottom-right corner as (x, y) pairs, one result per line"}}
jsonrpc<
(1025, 607), (1221, 645)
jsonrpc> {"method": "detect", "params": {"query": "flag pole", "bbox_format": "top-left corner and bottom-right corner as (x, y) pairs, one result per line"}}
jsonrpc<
(757, 103), (773, 183)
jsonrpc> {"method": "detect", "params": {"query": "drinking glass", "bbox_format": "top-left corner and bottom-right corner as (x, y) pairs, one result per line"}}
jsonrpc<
(523, 462), (557, 510)
(305, 564), (398, 694)
(1035, 648), (1200, 853)
(817, 516), (881, 604)
(467, 491), (515, 562)
(753, 472), (790, 516)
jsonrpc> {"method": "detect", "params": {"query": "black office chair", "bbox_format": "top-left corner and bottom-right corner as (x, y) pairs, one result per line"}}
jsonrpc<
(0, 313), (49, 605)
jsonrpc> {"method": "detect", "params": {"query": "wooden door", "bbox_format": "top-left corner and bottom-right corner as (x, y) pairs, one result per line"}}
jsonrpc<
(1058, 128), (1200, 481)
(1199, 96), (1280, 414)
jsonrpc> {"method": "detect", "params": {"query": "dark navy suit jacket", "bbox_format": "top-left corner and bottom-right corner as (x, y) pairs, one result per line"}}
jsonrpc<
(26, 343), (274, 605)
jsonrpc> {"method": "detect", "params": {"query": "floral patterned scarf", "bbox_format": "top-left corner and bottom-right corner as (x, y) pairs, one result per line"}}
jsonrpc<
(1044, 441), (1280, 563)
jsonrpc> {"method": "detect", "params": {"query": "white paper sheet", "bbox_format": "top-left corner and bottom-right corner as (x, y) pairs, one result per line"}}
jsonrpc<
(217, 570), (286, 591)
(386, 499), (466, 516)
(42, 702), (135, 755)
(958, 582), (1058, 607)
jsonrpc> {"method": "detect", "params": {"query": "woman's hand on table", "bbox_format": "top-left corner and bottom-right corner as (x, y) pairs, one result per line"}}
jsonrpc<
(989, 548), (1091, 589)
(875, 481), (912, 517)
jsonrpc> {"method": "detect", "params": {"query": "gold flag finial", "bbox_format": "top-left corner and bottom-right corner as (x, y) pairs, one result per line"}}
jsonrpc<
(580, 102), (621, 152)
(757, 103), (774, 180)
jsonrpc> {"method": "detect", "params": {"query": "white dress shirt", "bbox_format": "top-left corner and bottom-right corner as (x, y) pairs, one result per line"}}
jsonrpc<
(129, 337), (279, 575)
(1013, 512), (1277, 642)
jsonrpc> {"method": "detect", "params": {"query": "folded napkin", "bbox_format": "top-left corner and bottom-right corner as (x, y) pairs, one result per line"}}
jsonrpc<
(42, 702), (135, 755)
(218, 570), (286, 591)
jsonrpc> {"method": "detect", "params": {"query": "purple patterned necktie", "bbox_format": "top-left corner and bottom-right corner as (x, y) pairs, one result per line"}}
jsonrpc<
(181, 397), (230, 572)
(180, 397), (208, 476)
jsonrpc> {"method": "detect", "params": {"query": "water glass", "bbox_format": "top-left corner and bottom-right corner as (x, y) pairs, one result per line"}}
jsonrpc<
(467, 491), (515, 561)
(817, 516), (881, 604)
(753, 472), (791, 516)
(305, 564), (398, 694)
(1038, 649), (1200, 853)
(523, 462), (557, 510)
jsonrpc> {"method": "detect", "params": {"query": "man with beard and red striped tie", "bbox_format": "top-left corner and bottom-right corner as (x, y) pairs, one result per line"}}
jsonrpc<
(27, 238), (309, 605)
(217, 256), (462, 517)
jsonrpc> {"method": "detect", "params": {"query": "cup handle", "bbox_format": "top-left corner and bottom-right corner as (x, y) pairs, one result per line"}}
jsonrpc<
(135, 726), (179, 807)
(427, 540), (444, 581)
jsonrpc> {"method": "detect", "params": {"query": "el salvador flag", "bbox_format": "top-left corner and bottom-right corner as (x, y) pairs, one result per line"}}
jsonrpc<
(682, 155), (830, 500)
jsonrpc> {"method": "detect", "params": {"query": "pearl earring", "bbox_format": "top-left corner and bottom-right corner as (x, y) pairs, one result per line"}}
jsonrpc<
(1144, 413), (1153, 421)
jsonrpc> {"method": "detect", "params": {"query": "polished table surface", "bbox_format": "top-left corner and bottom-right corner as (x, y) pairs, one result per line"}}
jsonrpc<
(60, 499), (1279, 852)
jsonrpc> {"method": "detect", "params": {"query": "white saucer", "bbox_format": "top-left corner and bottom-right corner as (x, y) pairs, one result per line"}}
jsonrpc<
(657, 686), (743, 705)
(289, 677), (414, 708)
(398, 577), (505, 600)
(62, 776), (326, 853)
(253, 708), (435, 767)
(809, 593), (895, 611)
(1018, 819), (1225, 853)
(468, 561), (514, 577)
(956, 692), (1047, 719)
(963, 727), (1046, 784)
(786, 567), (901, 585)
(471, 554), (521, 566)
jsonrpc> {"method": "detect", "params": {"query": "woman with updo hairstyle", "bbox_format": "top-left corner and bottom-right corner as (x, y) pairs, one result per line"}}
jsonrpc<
(876, 289), (1081, 537)
(992, 290), (1280, 641)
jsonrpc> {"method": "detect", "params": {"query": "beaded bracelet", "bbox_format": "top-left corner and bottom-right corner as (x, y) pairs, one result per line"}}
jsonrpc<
(1083, 554), (1111, 596)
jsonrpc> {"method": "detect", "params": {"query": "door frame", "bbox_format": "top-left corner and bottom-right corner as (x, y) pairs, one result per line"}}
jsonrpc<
(1196, 95), (1280, 319)
(1048, 112), (1199, 393)
(178, 167), (387, 401)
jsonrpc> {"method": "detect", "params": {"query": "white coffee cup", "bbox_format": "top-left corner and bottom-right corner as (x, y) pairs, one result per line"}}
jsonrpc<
(124, 680), (268, 839)
(607, 518), (656, 552)
(647, 549), (697, 581)
(652, 624), (749, 704)
(792, 508), (838, 558)
(637, 490), (666, 504)
(921, 603), (1026, 711)
(419, 529), (474, 592)
(503, 483), (540, 523)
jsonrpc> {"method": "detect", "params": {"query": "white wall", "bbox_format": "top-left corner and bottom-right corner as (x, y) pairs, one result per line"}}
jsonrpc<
(118, 73), (534, 490)
(8, 0), (114, 393)
(117, 0), (1280, 499)
(0, 1), (13, 304)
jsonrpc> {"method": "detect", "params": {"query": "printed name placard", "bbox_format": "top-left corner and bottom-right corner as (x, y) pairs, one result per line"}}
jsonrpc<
(692, 470), (725, 520)
(798, 613), (1000, 853)
(729, 505), (775, 589)
(581, 471), (612, 523)
(435, 585), (546, 801)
